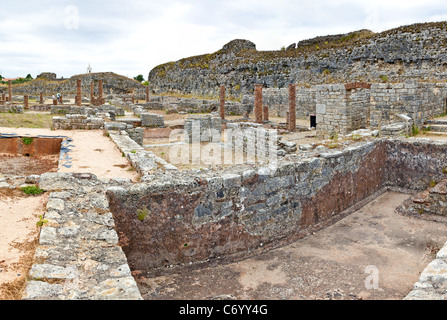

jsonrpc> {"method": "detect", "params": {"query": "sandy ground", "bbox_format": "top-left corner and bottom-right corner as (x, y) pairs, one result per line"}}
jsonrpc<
(0, 191), (48, 299)
(138, 192), (447, 300)
(1, 115), (447, 300)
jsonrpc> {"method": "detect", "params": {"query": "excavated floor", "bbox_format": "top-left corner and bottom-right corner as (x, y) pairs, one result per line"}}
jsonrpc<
(137, 192), (447, 300)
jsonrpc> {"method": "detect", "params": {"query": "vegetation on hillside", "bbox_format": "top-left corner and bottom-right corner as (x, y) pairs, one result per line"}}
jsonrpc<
(150, 21), (447, 76)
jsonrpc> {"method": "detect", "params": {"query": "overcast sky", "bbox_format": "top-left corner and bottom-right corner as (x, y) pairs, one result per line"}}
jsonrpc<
(1, 0), (447, 79)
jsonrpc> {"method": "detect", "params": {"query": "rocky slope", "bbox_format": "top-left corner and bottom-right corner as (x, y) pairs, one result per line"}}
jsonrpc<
(148, 21), (447, 97)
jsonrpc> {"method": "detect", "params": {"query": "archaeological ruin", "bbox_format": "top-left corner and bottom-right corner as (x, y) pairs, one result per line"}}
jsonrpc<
(2, 22), (447, 301)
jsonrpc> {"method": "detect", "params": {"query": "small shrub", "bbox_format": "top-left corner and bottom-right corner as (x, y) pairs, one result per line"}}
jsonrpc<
(430, 180), (438, 188)
(21, 185), (44, 195)
(22, 137), (34, 145)
(36, 215), (48, 227)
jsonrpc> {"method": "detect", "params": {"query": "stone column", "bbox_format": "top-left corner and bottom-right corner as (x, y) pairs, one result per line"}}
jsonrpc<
(90, 82), (95, 105)
(60, 94), (63, 105)
(98, 80), (104, 105)
(8, 80), (12, 102)
(40, 93), (44, 104)
(254, 84), (263, 124)
(24, 95), (29, 109)
(131, 93), (135, 104)
(76, 79), (82, 106)
(146, 86), (150, 103)
(2, 93), (5, 102)
(220, 85), (226, 120)
(288, 84), (296, 132)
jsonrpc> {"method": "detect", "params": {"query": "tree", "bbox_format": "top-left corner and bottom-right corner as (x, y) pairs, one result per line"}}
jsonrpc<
(26, 74), (33, 79)
(134, 74), (144, 82)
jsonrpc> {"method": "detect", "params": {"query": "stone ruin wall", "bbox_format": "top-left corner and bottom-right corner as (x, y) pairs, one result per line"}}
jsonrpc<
(107, 140), (389, 275)
(106, 138), (447, 278)
(17, 133), (447, 299)
(148, 23), (447, 98)
(313, 81), (447, 138)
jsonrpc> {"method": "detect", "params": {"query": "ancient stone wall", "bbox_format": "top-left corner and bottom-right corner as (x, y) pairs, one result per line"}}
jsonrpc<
(0, 104), (24, 113)
(225, 122), (294, 158)
(386, 139), (447, 191)
(315, 84), (350, 136)
(21, 137), (447, 299)
(241, 86), (316, 119)
(106, 137), (447, 277)
(369, 81), (447, 128)
(316, 81), (447, 138)
(107, 140), (389, 275)
(52, 115), (104, 130)
(23, 173), (143, 300)
(140, 113), (165, 128)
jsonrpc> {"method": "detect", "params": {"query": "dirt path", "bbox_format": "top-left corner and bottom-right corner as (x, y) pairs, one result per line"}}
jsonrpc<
(138, 192), (447, 300)
(0, 191), (48, 300)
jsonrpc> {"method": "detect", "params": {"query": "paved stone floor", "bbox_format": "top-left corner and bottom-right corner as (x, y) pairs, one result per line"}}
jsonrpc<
(138, 192), (447, 300)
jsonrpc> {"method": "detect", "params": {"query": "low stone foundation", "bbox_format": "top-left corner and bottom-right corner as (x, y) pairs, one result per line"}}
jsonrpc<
(52, 115), (104, 130)
(0, 104), (24, 113)
(140, 113), (165, 128)
(0, 135), (63, 156)
(51, 105), (125, 117)
(184, 115), (222, 143)
(18, 136), (447, 300)
(23, 173), (143, 300)
(106, 129), (177, 175)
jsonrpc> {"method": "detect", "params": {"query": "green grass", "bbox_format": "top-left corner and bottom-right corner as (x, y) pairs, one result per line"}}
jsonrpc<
(136, 208), (150, 221)
(21, 185), (45, 195)
(0, 112), (53, 129)
(22, 137), (34, 145)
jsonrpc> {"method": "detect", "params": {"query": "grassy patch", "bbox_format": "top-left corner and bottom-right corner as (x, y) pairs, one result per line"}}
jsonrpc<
(0, 112), (53, 129)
